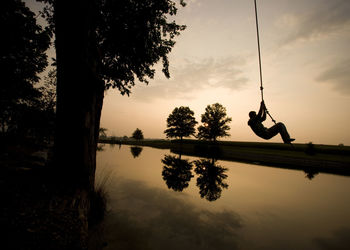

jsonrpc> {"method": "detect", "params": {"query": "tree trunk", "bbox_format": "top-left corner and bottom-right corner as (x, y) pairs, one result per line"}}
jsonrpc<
(54, 0), (104, 190)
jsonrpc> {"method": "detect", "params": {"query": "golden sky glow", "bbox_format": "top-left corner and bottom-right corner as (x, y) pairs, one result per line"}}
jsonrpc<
(25, 0), (350, 145)
(101, 0), (350, 145)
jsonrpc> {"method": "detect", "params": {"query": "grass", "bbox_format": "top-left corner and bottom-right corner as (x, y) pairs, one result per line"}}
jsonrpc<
(89, 166), (113, 226)
(100, 138), (350, 176)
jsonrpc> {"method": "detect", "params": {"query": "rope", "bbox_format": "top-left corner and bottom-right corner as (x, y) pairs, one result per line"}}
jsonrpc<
(254, 0), (263, 101)
(253, 0), (276, 124)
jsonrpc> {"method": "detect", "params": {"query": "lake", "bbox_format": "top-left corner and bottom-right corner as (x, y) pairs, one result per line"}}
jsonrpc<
(96, 144), (350, 250)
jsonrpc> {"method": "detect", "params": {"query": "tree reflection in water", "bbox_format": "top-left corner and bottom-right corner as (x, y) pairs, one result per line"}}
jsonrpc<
(194, 158), (229, 202)
(161, 155), (194, 192)
(130, 146), (143, 158)
(303, 168), (319, 180)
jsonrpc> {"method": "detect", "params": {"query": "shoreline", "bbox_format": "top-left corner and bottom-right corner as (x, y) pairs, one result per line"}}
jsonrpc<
(99, 139), (350, 177)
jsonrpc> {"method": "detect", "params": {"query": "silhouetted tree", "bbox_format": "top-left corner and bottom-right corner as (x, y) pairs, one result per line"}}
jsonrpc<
(164, 106), (197, 141)
(194, 158), (228, 201)
(197, 103), (232, 142)
(0, 0), (51, 135)
(50, 0), (186, 188)
(161, 154), (193, 192)
(132, 128), (144, 140)
(96, 143), (105, 151)
(305, 142), (316, 155)
(99, 127), (108, 139)
(40, 69), (57, 112)
(130, 146), (143, 158)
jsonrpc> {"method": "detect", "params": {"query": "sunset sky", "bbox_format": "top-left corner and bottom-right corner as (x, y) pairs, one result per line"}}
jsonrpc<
(28, 0), (350, 145)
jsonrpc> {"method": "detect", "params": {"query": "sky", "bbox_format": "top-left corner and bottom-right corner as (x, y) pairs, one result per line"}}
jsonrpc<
(27, 0), (350, 145)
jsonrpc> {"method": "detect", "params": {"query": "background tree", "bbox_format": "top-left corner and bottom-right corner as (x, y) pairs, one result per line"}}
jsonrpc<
(0, 0), (51, 136)
(132, 128), (144, 140)
(164, 106), (197, 141)
(197, 103), (232, 142)
(98, 127), (108, 140)
(50, 0), (186, 188)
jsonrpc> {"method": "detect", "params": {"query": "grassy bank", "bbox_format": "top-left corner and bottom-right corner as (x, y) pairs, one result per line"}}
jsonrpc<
(100, 138), (350, 176)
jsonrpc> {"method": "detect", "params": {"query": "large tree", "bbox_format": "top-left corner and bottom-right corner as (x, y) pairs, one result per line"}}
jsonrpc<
(0, 0), (51, 135)
(164, 106), (197, 141)
(51, 0), (186, 188)
(197, 103), (232, 142)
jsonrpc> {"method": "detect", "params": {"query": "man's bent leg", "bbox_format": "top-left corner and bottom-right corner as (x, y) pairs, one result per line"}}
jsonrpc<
(267, 122), (291, 143)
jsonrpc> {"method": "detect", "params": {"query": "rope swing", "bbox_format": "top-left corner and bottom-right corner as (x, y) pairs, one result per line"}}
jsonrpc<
(253, 0), (276, 124)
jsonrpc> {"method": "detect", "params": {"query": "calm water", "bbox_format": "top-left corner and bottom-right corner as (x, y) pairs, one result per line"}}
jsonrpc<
(96, 144), (350, 250)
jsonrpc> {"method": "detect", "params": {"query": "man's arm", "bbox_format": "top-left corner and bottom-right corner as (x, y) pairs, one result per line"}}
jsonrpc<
(258, 101), (267, 121)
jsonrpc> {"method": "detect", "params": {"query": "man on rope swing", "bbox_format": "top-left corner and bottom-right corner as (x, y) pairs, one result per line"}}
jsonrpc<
(248, 101), (295, 144)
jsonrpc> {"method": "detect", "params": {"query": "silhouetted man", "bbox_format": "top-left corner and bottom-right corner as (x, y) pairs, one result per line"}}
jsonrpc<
(248, 101), (295, 144)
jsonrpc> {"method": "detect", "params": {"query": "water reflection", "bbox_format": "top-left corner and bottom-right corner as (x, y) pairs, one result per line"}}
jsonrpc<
(97, 145), (350, 250)
(194, 158), (229, 202)
(313, 227), (350, 250)
(105, 179), (242, 250)
(97, 143), (105, 151)
(303, 168), (319, 180)
(161, 154), (194, 192)
(130, 146), (143, 158)
(161, 154), (229, 202)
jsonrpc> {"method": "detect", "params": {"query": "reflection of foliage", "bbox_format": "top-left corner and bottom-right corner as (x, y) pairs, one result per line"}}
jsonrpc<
(194, 159), (228, 202)
(304, 168), (319, 180)
(97, 143), (105, 152)
(161, 155), (194, 192)
(130, 146), (143, 158)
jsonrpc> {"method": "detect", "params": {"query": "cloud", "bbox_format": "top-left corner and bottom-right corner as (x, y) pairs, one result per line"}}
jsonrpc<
(316, 58), (350, 95)
(280, 0), (350, 45)
(131, 56), (248, 102)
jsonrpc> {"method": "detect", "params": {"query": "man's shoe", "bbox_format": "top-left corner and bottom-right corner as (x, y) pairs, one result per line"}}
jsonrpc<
(284, 138), (295, 144)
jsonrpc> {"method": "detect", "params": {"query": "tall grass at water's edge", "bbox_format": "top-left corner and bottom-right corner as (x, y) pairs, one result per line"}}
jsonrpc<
(89, 166), (113, 226)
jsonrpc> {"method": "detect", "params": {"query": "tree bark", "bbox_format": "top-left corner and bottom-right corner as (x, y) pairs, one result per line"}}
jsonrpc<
(54, 0), (104, 190)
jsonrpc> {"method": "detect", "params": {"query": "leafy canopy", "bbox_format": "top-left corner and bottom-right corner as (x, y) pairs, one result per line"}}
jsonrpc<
(132, 128), (144, 140)
(97, 0), (186, 95)
(164, 106), (197, 140)
(0, 0), (51, 133)
(197, 103), (232, 141)
(39, 0), (186, 96)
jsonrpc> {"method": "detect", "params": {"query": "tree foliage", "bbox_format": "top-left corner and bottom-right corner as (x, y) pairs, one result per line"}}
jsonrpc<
(39, 0), (186, 95)
(37, 0), (186, 188)
(164, 106), (197, 140)
(197, 103), (232, 141)
(99, 127), (108, 139)
(0, 0), (51, 135)
(97, 0), (186, 95)
(132, 128), (144, 140)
